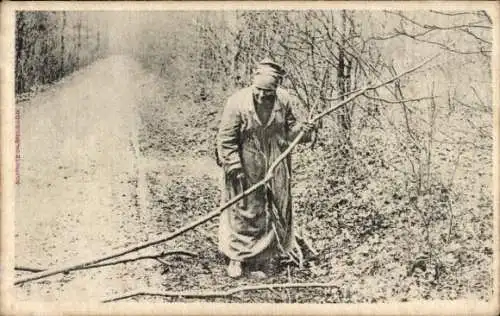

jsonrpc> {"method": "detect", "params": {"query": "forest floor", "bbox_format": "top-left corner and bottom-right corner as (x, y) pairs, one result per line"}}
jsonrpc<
(14, 55), (494, 305)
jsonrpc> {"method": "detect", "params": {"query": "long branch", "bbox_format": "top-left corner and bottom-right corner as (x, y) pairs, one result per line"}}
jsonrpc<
(102, 282), (340, 303)
(15, 250), (197, 274)
(14, 55), (435, 286)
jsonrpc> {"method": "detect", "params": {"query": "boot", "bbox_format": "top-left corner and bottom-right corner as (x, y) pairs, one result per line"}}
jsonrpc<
(227, 260), (243, 278)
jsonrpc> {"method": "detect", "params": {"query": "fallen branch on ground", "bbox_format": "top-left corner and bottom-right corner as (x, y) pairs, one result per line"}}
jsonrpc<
(15, 266), (44, 273)
(102, 282), (341, 302)
(14, 55), (437, 286)
(15, 250), (197, 274)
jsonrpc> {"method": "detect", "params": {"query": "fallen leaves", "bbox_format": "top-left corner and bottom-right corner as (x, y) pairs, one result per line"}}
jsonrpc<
(134, 73), (493, 303)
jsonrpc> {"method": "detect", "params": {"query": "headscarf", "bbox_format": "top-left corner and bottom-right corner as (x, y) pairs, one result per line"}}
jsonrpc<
(252, 58), (285, 90)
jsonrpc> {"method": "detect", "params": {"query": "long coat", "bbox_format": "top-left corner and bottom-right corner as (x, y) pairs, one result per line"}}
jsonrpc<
(216, 86), (310, 262)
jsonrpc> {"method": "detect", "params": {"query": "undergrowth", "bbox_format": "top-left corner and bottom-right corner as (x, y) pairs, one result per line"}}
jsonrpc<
(137, 71), (493, 303)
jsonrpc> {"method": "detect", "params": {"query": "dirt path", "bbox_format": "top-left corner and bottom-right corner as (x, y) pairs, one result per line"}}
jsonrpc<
(14, 56), (157, 302)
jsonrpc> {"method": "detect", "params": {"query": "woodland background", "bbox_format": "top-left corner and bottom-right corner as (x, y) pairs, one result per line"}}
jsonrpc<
(15, 10), (494, 303)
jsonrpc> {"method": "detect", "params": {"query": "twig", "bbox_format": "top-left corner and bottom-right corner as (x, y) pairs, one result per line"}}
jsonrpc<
(295, 234), (318, 257)
(385, 10), (425, 28)
(480, 10), (492, 24)
(394, 29), (489, 55)
(459, 28), (491, 45)
(429, 10), (481, 17)
(362, 93), (435, 104)
(15, 250), (197, 273)
(453, 95), (491, 113)
(84, 250), (198, 270)
(322, 87), (365, 102)
(390, 65), (419, 143)
(102, 282), (341, 303)
(371, 11), (491, 54)
(15, 266), (44, 273)
(471, 85), (489, 110)
(15, 56), (436, 286)
(447, 144), (464, 190)
(154, 258), (170, 266)
(426, 83), (437, 190)
(310, 54), (439, 123)
(286, 266), (292, 302)
(446, 198), (454, 243)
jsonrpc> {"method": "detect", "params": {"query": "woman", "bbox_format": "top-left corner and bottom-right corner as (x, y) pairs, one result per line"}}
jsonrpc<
(216, 58), (315, 278)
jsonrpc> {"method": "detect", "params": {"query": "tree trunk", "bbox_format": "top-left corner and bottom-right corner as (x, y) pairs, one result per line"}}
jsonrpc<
(337, 10), (352, 152)
(15, 12), (25, 94)
(60, 12), (66, 76)
(77, 14), (82, 68)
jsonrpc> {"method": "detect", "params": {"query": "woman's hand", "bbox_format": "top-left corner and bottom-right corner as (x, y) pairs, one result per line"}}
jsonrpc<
(227, 167), (245, 183)
(300, 121), (317, 134)
(227, 167), (247, 208)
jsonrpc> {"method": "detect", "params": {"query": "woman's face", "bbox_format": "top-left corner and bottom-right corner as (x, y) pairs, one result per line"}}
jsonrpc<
(253, 86), (276, 106)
